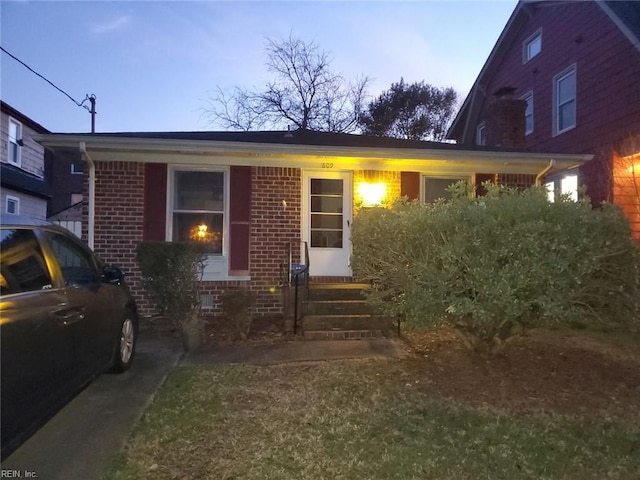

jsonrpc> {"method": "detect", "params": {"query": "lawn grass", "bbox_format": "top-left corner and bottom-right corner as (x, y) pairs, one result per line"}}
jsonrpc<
(104, 359), (640, 480)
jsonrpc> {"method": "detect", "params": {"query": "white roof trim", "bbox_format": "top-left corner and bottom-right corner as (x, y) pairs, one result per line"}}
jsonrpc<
(33, 133), (591, 175)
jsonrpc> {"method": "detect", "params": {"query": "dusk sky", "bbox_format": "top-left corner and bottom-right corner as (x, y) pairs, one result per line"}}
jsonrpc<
(1, 1), (517, 134)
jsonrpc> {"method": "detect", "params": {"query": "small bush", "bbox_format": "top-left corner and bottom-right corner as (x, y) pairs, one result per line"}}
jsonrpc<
(219, 289), (256, 340)
(136, 241), (207, 333)
(351, 183), (640, 353)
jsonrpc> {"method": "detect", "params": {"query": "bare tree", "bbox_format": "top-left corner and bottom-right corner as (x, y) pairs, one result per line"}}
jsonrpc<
(204, 34), (370, 133)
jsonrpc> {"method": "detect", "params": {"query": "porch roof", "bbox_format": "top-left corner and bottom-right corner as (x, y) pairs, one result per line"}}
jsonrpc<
(34, 128), (591, 176)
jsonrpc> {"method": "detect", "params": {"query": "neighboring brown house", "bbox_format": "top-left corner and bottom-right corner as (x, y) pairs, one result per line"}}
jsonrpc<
(447, 0), (640, 239)
(35, 129), (589, 317)
(45, 144), (84, 222)
(0, 101), (50, 219)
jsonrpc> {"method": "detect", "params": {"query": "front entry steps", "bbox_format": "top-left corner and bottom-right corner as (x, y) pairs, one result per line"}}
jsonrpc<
(302, 283), (395, 340)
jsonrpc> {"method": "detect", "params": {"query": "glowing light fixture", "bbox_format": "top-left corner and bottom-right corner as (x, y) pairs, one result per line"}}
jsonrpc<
(190, 223), (215, 243)
(358, 182), (386, 207)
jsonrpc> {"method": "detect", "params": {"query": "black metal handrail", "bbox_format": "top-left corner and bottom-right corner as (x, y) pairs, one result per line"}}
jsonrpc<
(280, 241), (309, 334)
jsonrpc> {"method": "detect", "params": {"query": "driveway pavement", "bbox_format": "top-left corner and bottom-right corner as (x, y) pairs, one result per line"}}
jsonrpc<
(1, 334), (406, 479)
(1, 332), (183, 480)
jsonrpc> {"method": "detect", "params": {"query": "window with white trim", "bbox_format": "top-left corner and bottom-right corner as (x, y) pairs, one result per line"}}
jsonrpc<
(561, 174), (578, 202)
(8, 118), (22, 167)
(476, 123), (486, 146)
(523, 32), (542, 62)
(6, 195), (20, 215)
(522, 91), (534, 135)
(545, 174), (579, 202)
(553, 66), (576, 135)
(70, 163), (83, 174)
(171, 170), (225, 254)
(423, 176), (469, 203)
(545, 181), (555, 202)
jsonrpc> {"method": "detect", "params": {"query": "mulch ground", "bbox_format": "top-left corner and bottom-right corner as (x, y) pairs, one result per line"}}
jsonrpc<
(402, 326), (640, 416)
(200, 314), (640, 417)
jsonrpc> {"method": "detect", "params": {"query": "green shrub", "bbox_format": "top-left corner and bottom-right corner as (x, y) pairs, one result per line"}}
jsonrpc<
(351, 183), (640, 353)
(136, 242), (207, 334)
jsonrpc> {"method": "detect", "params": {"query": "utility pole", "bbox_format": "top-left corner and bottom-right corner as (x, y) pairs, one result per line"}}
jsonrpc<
(89, 95), (96, 133)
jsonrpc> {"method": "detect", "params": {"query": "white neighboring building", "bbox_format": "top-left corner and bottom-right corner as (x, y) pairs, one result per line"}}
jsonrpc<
(1, 101), (50, 220)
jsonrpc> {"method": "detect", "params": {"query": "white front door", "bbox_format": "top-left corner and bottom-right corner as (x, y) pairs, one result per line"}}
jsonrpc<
(302, 171), (352, 277)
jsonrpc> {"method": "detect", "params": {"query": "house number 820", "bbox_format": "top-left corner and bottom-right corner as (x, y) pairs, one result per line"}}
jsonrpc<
(321, 162), (334, 168)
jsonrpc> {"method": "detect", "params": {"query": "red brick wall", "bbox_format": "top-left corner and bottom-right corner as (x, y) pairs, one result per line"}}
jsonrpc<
(84, 161), (150, 313)
(476, 2), (640, 208)
(248, 166), (301, 314)
(613, 151), (640, 240)
(87, 162), (305, 318)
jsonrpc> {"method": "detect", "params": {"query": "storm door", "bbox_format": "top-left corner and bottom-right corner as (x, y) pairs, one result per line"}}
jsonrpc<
(302, 171), (352, 277)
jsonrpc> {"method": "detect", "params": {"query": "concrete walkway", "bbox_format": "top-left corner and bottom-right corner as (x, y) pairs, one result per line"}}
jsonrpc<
(181, 337), (408, 367)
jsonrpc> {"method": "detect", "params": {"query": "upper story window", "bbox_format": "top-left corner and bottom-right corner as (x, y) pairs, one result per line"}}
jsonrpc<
(523, 31), (542, 62)
(553, 65), (577, 135)
(8, 118), (22, 167)
(521, 91), (534, 135)
(476, 123), (486, 146)
(171, 169), (225, 255)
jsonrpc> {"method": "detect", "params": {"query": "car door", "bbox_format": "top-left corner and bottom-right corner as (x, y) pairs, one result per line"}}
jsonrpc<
(42, 230), (118, 379)
(0, 228), (74, 456)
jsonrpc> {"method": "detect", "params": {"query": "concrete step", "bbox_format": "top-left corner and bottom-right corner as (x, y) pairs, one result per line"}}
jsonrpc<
(304, 329), (386, 340)
(306, 299), (372, 316)
(303, 314), (394, 332)
(308, 283), (370, 301)
(300, 282), (395, 340)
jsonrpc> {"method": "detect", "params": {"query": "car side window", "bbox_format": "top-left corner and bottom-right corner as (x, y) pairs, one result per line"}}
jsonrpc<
(46, 232), (100, 288)
(0, 229), (53, 295)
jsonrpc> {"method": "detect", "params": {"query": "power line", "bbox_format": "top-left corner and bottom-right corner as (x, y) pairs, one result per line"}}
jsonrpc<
(1, 45), (95, 112)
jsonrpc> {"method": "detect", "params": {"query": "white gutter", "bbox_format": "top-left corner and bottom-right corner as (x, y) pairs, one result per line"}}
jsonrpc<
(79, 141), (95, 249)
(535, 159), (555, 187)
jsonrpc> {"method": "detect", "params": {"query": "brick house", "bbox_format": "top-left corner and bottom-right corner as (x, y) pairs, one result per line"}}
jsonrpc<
(1, 101), (50, 219)
(35, 129), (589, 318)
(447, 0), (640, 239)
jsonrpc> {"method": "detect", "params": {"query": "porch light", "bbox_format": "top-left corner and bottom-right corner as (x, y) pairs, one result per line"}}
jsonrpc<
(358, 182), (387, 207)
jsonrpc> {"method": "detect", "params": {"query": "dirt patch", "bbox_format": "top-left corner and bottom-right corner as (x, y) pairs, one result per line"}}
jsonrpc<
(202, 314), (291, 345)
(403, 327), (640, 416)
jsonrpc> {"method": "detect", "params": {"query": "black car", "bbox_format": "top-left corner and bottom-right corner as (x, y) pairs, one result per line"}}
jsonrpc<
(0, 215), (138, 460)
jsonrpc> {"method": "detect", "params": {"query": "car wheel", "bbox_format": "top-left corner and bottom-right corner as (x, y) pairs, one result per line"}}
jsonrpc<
(109, 312), (137, 373)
